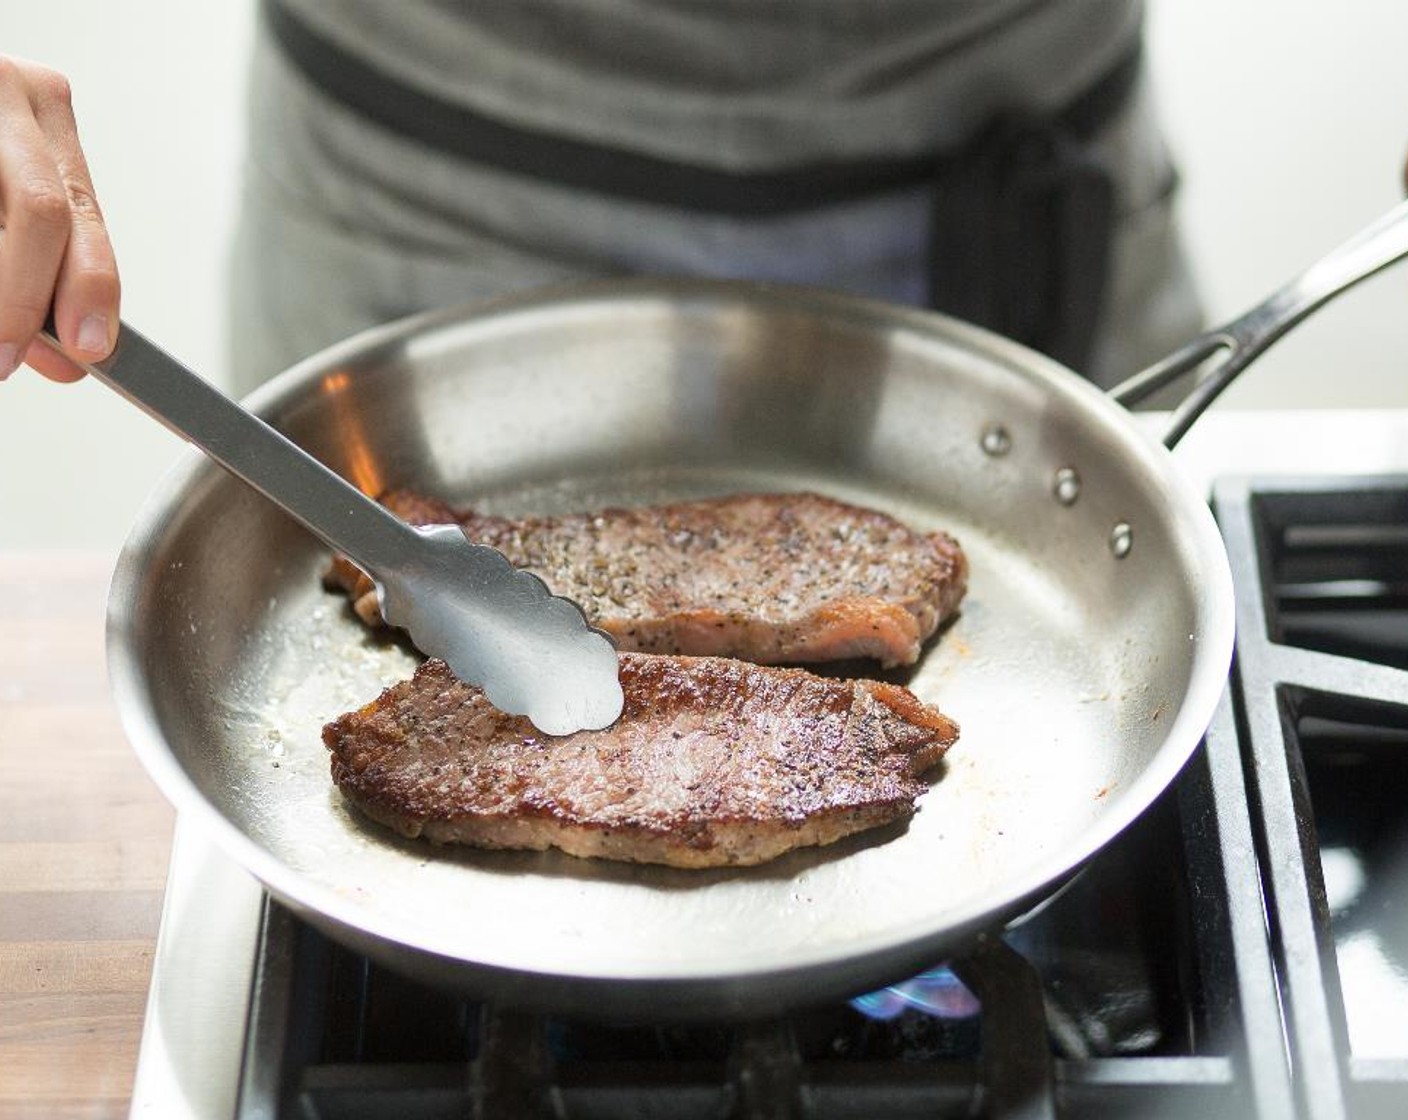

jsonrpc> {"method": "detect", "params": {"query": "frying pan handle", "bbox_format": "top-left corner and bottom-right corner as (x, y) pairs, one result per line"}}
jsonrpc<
(1108, 196), (1408, 449)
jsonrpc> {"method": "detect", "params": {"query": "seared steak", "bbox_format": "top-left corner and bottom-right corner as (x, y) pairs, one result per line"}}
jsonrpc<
(323, 653), (958, 868)
(326, 490), (967, 667)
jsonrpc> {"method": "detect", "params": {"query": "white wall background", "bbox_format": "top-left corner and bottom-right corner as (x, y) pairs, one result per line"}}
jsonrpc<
(1147, 1), (1408, 411)
(0, 1), (254, 550)
(1, 1), (1407, 552)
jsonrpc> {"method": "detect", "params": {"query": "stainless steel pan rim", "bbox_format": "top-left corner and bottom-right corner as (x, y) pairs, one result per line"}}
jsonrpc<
(104, 279), (1238, 1014)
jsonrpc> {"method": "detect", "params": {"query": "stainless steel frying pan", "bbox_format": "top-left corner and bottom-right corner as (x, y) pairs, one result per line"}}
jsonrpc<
(107, 200), (1408, 1019)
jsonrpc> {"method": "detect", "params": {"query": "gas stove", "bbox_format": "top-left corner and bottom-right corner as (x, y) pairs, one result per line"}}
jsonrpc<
(129, 411), (1408, 1119)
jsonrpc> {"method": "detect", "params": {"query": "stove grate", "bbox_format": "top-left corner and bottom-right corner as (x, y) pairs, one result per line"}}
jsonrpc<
(1214, 475), (1408, 1120)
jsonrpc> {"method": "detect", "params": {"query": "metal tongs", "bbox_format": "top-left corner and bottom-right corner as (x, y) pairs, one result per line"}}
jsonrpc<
(39, 321), (624, 736)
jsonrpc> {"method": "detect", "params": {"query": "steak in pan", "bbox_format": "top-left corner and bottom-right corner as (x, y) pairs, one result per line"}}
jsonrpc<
(323, 653), (958, 868)
(324, 490), (968, 668)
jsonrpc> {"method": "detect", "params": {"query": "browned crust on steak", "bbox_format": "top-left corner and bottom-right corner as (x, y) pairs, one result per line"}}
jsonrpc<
(325, 491), (968, 666)
(323, 653), (959, 868)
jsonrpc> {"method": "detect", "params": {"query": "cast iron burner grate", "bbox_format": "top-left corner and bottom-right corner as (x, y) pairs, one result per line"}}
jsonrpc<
(1214, 475), (1408, 1120)
(230, 476), (1408, 1119)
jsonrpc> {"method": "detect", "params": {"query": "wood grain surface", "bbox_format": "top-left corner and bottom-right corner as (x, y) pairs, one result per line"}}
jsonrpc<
(0, 553), (174, 1120)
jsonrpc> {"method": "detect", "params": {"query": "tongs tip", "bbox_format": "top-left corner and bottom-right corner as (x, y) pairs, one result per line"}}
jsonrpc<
(377, 524), (625, 737)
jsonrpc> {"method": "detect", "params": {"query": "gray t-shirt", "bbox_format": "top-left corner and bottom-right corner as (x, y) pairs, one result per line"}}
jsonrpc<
(277, 0), (1142, 168)
(230, 1), (1198, 394)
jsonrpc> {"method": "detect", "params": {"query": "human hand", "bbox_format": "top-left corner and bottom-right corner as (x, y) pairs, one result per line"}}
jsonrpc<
(0, 54), (119, 382)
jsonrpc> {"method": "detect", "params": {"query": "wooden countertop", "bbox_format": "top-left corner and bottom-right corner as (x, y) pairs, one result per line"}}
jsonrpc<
(0, 553), (174, 1120)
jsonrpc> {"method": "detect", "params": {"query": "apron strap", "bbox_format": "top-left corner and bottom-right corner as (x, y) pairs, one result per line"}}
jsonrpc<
(928, 118), (1122, 371)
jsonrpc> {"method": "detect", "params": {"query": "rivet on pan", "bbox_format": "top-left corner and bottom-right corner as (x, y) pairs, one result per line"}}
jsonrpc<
(1110, 521), (1134, 559)
(980, 424), (1012, 457)
(1053, 467), (1081, 506)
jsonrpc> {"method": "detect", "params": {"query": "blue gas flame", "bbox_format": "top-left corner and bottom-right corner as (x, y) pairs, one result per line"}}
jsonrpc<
(848, 966), (981, 1021)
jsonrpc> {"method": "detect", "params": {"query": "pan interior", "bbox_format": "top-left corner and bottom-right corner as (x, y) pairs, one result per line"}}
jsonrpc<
(112, 282), (1228, 985)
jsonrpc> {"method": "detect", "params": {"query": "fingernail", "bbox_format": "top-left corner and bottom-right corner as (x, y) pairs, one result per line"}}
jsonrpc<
(76, 313), (112, 356)
(0, 343), (18, 381)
